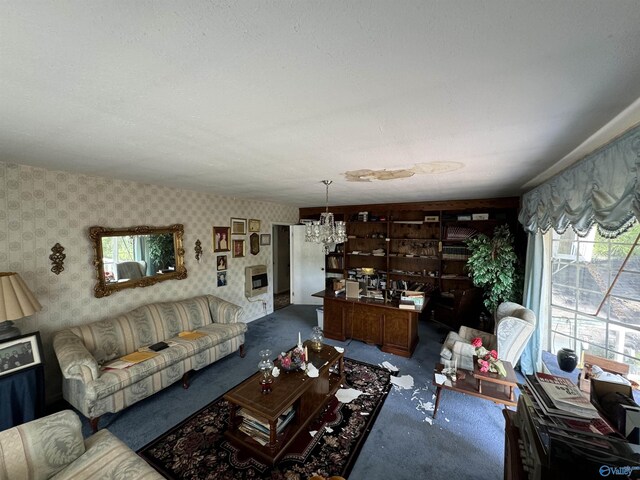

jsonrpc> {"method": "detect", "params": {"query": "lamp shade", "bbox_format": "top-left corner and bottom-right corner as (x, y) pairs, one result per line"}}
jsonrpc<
(0, 272), (42, 321)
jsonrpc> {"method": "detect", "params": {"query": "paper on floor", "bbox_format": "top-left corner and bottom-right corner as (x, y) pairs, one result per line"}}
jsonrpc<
(334, 346), (344, 353)
(380, 361), (398, 372)
(336, 388), (365, 403)
(390, 374), (414, 389)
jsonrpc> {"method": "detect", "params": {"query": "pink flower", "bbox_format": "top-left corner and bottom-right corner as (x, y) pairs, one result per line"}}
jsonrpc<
(489, 350), (498, 360)
(471, 337), (482, 348)
(478, 359), (490, 373)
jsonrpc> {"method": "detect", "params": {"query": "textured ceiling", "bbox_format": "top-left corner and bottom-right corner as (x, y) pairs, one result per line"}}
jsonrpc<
(1, 1), (640, 208)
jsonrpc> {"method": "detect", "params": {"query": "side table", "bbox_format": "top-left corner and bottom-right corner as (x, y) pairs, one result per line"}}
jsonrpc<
(433, 360), (518, 418)
(0, 364), (45, 430)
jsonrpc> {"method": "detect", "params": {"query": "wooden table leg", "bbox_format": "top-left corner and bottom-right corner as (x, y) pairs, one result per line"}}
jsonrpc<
(433, 386), (442, 418)
(268, 419), (278, 451)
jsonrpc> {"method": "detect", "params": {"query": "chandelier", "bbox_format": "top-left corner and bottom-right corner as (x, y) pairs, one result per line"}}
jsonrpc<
(305, 180), (347, 254)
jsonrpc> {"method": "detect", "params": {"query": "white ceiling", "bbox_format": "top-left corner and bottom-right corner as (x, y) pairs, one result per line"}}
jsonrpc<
(1, 1), (640, 208)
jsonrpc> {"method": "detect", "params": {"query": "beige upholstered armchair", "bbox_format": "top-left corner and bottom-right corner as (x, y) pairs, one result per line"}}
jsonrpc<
(116, 260), (146, 280)
(440, 301), (537, 371)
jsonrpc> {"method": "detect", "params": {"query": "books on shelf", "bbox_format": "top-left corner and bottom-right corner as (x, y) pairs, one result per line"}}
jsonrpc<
(238, 407), (295, 445)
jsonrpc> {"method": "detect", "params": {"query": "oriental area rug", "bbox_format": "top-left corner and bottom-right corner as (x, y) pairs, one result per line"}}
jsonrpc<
(138, 358), (391, 479)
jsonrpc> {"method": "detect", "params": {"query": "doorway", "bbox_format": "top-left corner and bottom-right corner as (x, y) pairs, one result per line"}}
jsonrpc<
(272, 224), (291, 310)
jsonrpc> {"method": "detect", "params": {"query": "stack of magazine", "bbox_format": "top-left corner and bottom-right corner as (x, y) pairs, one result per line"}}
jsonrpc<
(526, 372), (599, 419)
(237, 406), (295, 446)
(520, 375), (640, 475)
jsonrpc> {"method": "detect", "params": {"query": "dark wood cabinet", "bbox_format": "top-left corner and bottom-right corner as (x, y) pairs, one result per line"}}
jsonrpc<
(301, 197), (522, 330)
(316, 291), (420, 357)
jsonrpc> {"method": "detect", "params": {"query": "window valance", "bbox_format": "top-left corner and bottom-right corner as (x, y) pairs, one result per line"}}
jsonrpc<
(519, 124), (640, 237)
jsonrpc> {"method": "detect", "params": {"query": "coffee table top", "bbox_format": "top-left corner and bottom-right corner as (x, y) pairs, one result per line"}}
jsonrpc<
(471, 356), (518, 386)
(224, 343), (343, 422)
(434, 362), (517, 407)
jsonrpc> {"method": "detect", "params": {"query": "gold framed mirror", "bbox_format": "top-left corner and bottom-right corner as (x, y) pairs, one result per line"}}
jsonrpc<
(89, 224), (187, 298)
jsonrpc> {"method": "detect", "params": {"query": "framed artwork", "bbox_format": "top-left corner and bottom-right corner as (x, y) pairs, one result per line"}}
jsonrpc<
(0, 332), (43, 377)
(230, 218), (247, 235)
(213, 226), (230, 252)
(250, 233), (260, 255)
(248, 219), (261, 232)
(216, 255), (227, 271)
(217, 271), (227, 287)
(232, 239), (245, 258)
(260, 234), (271, 246)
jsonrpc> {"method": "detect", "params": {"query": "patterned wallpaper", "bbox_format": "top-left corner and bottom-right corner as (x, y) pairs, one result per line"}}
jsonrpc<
(0, 161), (298, 402)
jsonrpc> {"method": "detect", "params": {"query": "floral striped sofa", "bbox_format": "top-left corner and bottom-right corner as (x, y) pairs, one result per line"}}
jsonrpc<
(53, 294), (246, 431)
(0, 410), (162, 479)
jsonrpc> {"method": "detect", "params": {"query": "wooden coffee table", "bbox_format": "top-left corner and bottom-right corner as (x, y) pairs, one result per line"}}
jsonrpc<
(432, 359), (518, 418)
(224, 342), (345, 464)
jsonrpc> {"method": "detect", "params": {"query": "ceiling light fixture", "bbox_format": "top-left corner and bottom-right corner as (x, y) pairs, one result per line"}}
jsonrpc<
(305, 180), (347, 254)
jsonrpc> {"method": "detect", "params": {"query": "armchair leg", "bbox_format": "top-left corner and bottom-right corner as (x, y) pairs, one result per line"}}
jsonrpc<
(89, 416), (100, 433)
(239, 344), (246, 358)
(182, 371), (191, 389)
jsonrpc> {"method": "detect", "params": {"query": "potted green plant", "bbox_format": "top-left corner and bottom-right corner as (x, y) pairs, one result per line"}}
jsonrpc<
(464, 224), (522, 317)
(148, 233), (175, 271)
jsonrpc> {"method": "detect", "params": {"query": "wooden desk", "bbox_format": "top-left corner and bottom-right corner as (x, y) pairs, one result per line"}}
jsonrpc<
(313, 290), (423, 358)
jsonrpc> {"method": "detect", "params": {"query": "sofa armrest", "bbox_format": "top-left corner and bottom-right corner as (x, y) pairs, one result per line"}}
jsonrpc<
(451, 340), (477, 359)
(458, 326), (497, 349)
(0, 410), (85, 480)
(53, 330), (100, 383)
(207, 295), (244, 324)
(52, 429), (163, 480)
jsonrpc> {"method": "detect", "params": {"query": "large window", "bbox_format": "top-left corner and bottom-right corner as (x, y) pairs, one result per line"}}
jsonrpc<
(549, 222), (640, 379)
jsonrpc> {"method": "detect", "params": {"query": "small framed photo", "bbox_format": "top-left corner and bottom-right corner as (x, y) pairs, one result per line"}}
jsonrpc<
(260, 234), (271, 246)
(217, 271), (227, 287)
(0, 332), (43, 377)
(230, 218), (247, 235)
(248, 219), (261, 232)
(216, 255), (227, 271)
(213, 226), (230, 252)
(250, 233), (260, 255)
(232, 239), (245, 258)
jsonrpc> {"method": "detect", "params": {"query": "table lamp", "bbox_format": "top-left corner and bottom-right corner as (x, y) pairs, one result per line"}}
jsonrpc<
(0, 272), (42, 340)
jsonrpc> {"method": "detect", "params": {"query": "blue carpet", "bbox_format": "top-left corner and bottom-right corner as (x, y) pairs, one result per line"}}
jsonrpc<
(76, 305), (509, 480)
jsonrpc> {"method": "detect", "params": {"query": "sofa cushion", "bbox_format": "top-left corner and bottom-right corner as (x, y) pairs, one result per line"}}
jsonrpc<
(69, 296), (213, 365)
(88, 322), (247, 401)
(0, 410), (85, 480)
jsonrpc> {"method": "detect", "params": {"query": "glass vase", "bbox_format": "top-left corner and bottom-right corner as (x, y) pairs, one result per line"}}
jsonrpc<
(310, 326), (324, 352)
(258, 349), (274, 394)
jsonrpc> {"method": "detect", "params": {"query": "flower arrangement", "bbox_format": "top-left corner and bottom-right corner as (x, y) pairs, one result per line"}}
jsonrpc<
(278, 346), (306, 372)
(471, 337), (506, 377)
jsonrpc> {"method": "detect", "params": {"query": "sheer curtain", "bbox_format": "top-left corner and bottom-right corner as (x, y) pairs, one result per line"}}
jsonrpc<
(518, 123), (640, 372)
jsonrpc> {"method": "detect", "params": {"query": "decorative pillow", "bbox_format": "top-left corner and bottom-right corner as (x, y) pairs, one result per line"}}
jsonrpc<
(0, 410), (85, 480)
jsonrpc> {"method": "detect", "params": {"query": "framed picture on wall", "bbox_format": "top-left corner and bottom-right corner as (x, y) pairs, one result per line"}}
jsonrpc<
(260, 234), (271, 246)
(250, 233), (260, 255)
(230, 218), (247, 235)
(248, 219), (261, 232)
(216, 255), (227, 271)
(213, 226), (230, 252)
(232, 239), (245, 258)
(0, 332), (43, 378)
(217, 271), (227, 287)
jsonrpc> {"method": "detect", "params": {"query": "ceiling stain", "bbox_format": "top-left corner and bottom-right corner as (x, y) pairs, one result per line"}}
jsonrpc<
(344, 162), (464, 182)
